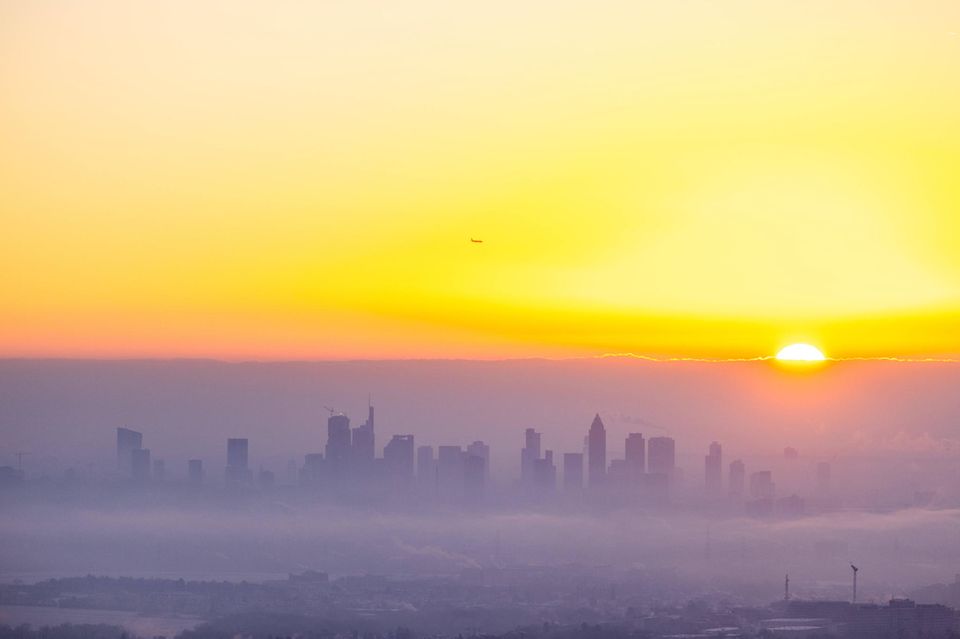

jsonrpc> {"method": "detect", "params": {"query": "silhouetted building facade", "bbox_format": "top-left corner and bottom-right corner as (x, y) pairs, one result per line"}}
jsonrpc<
(325, 414), (351, 479)
(417, 445), (436, 493)
(624, 433), (645, 481)
(383, 434), (415, 482)
(131, 448), (151, 482)
(705, 441), (722, 494)
(438, 445), (464, 500)
(521, 428), (541, 485)
(301, 453), (324, 486)
(116, 427), (143, 474)
(226, 438), (252, 484)
(466, 440), (490, 483)
(534, 450), (557, 492)
(647, 436), (675, 475)
(729, 459), (745, 498)
(464, 452), (487, 502)
(351, 404), (375, 468)
(587, 414), (606, 487)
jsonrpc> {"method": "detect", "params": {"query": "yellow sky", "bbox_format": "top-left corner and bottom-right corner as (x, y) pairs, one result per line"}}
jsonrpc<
(2, 0), (960, 359)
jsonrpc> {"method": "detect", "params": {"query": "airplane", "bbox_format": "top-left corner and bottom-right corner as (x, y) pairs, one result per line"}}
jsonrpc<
(470, 238), (483, 243)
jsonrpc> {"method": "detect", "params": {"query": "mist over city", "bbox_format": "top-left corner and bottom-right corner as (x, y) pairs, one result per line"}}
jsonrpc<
(4, 359), (960, 637)
(6, 0), (960, 636)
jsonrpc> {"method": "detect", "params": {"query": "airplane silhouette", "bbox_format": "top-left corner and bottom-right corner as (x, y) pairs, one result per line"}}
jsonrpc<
(470, 238), (483, 243)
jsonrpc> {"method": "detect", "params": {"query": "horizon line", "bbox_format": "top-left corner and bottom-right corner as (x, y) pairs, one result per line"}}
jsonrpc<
(2, 353), (960, 364)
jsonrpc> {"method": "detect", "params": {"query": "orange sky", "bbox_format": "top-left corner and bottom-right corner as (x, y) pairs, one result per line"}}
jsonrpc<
(2, 1), (960, 359)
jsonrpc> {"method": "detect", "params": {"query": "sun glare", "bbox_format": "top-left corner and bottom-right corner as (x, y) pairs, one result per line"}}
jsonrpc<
(775, 343), (827, 362)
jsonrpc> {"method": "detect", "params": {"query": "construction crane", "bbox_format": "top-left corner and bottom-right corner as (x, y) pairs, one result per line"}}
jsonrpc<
(15, 451), (30, 473)
(323, 406), (336, 416)
(851, 564), (859, 603)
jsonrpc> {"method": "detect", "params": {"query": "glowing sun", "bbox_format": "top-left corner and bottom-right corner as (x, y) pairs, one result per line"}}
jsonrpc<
(775, 343), (827, 362)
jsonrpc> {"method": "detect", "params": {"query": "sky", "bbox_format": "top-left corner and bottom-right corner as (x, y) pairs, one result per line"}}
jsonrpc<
(2, 0), (960, 360)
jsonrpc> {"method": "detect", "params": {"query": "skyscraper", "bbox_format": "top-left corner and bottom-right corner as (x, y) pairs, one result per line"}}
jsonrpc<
(131, 448), (151, 482)
(647, 436), (675, 476)
(587, 414), (606, 487)
(464, 451), (487, 502)
(624, 433), (645, 481)
(521, 428), (541, 484)
(351, 403), (375, 467)
(705, 441), (722, 493)
(226, 438), (251, 484)
(116, 427), (143, 474)
(729, 459), (745, 498)
(383, 434), (415, 481)
(563, 452), (584, 491)
(534, 449), (557, 492)
(417, 445), (436, 492)
(438, 445), (465, 500)
(227, 438), (248, 468)
(466, 440), (490, 482)
(325, 413), (351, 478)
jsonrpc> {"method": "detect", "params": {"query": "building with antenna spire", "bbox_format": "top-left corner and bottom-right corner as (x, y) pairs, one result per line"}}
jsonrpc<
(587, 414), (606, 487)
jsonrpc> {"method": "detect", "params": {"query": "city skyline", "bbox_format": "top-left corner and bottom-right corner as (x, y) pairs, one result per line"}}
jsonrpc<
(4, 2), (960, 637)
(98, 404), (829, 519)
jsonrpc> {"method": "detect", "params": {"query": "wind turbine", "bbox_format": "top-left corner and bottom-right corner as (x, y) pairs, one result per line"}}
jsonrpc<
(850, 564), (859, 603)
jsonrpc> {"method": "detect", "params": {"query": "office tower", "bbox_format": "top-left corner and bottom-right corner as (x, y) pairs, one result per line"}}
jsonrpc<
(563, 452), (584, 491)
(749, 470), (775, 500)
(325, 413), (351, 478)
(647, 436), (676, 475)
(534, 449), (557, 492)
(188, 459), (203, 485)
(384, 435), (415, 481)
(784, 446), (799, 460)
(705, 441), (722, 493)
(301, 453), (324, 486)
(729, 459), (745, 497)
(131, 448), (151, 482)
(351, 403), (375, 466)
(587, 413), (607, 487)
(625, 433), (645, 481)
(816, 461), (831, 494)
(417, 445), (436, 489)
(521, 428), (542, 484)
(227, 438), (248, 468)
(226, 438), (252, 484)
(466, 441), (490, 482)
(116, 427), (143, 474)
(464, 452), (486, 502)
(152, 459), (165, 481)
(438, 445), (465, 499)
